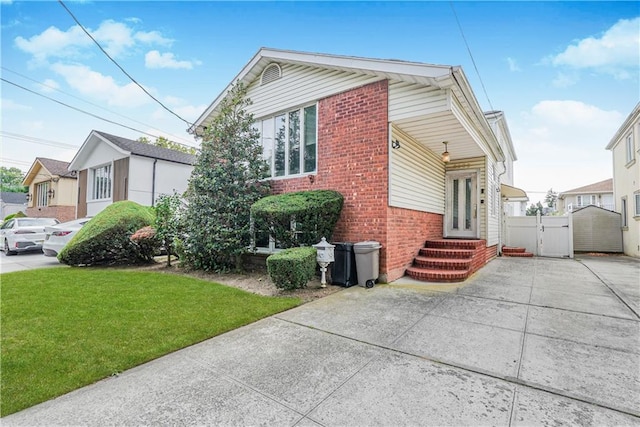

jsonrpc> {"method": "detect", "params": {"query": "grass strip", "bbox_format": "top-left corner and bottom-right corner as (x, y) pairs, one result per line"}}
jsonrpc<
(1, 268), (300, 416)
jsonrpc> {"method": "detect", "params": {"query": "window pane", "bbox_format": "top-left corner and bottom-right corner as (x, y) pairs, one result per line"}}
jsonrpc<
(261, 119), (274, 176)
(465, 178), (472, 230)
(452, 179), (459, 229)
(288, 111), (300, 175)
(274, 115), (286, 177)
(635, 194), (640, 216)
(304, 105), (317, 173)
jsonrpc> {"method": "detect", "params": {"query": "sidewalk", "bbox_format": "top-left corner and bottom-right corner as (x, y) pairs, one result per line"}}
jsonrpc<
(4, 256), (639, 426)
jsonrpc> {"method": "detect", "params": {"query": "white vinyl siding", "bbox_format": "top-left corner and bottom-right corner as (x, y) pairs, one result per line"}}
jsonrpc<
(389, 126), (445, 214)
(485, 158), (500, 245)
(245, 63), (381, 119)
(388, 81), (448, 121)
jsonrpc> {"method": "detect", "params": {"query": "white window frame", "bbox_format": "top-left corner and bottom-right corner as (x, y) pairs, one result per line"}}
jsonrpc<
(634, 192), (640, 218)
(257, 104), (317, 179)
(626, 133), (635, 164)
(621, 197), (628, 228)
(36, 181), (49, 207)
(91, 163), (112, 201)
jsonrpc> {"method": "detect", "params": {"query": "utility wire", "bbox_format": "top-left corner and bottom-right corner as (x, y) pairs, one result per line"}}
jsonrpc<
(2, 77), (165, 140)
(57, 0), (193, 127)
(2, 67), (196, 146)
(1, 131), (80, 150)
(449, 1), (495, 113)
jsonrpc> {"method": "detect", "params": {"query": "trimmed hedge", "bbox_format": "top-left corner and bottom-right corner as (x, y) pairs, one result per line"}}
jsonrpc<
(251, 190), (344, 248)
(266, 247), (317, 290)
(58, 201), (155, 266)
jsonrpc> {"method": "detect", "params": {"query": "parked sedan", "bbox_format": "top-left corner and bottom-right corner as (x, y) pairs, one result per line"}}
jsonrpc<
(0, 217), (59, 255)
(42, 218), (91, 257)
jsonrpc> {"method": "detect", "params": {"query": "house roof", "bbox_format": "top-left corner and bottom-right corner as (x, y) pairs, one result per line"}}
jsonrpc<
(190, 48), (504, 162)
(559, 178), (613, 196)
(69, 131), (197, 170)
(606, 102), (640, 150)
(22, 157), (76, 186)
(0, 192), (27, 204)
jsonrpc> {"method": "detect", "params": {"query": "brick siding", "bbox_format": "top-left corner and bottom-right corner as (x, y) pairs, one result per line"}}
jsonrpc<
(26, 206), (76, 222)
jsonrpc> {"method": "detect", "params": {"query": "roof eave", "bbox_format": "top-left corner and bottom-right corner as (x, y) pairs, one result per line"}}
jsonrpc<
(606, 101), (640, 150)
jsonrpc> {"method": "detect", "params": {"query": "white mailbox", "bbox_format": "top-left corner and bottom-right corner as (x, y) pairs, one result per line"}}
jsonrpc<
(312, 237), (335, 287)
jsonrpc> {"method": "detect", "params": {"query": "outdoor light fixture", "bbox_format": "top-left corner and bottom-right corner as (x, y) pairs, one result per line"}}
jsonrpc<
(26, 194), (32, 202)
(391, 139), (401, 149)
(442, 141), (450, 163)
(313, 237), (335, 288)
(47, 188), (55, 199)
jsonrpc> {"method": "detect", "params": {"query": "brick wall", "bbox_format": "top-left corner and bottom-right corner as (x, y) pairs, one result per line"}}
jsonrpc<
(385, 207), (443, 282)
(271, 79), (390, 269)
(26, 206), (76, 222)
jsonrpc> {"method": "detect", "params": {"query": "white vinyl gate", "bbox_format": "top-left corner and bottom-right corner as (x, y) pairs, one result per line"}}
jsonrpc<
(504, 214), (573, 258)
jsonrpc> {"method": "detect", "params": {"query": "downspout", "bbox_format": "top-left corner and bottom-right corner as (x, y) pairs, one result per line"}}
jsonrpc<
(497, 160), (507, 256)
(151, 159), (157, 207)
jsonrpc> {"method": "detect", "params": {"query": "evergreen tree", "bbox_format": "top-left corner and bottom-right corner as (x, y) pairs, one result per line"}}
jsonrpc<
(526, 201), (544, 216)
(544, 188), (558, 209)
(182, 82), (270, 271)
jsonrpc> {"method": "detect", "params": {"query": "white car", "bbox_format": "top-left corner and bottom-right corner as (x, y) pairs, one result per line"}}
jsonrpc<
(1, 217), (59, 255)
(42, 218), (92, 257)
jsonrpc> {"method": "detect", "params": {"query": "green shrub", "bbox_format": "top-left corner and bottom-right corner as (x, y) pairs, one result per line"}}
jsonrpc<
(58, 201), (155, 266)
(130, 226), (160, 262)
(3, 211), (26, 222)
(251, 190), (344, 249)
(266, 247), (317, 290)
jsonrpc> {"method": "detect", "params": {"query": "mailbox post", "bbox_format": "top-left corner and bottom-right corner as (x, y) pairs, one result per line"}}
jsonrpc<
(312, 237), (335, 288)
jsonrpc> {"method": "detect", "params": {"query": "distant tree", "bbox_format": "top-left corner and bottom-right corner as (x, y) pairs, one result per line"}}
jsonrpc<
(544, 188), (558, 209)
(154, 192), (183, 267)
(526, 201), (544, 216)
(181, 82), (270, 272)
(137, 136), (197, 155)
(0, 167), (27, 193)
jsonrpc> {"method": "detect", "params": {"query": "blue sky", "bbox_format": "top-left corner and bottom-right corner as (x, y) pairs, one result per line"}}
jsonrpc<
(1, 1), (638, 203)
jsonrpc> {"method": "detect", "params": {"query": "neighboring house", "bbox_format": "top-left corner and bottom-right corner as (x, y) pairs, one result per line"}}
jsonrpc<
(22, 158), (77, 222)
(68, 130), (196, 217)
(606, 102), (640, 258)
(191, 48), (523, 282)
(0, 192), (28, 219)
(557, 179), (614, 215)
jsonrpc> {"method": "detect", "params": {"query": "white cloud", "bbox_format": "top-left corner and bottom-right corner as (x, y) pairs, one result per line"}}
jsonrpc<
(1, 98), (31, 111)
(551, 71), (579, 88)
(548, 17), (640, 79)
(506, 57), (521, 72)
(15, 25), (91, 62)
(145, 50), (199, 69)
(510, 100), (623, 198)
(50, 62), (151, 107)
(40, 78), (60, 93)
(14, 19), (173, 62)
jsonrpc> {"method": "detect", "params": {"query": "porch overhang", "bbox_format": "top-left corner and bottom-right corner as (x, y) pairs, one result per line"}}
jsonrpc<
(501, 184), (529, 202)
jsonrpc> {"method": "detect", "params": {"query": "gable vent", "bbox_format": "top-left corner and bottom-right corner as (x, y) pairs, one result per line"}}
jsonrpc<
(261, 63), (282, 85)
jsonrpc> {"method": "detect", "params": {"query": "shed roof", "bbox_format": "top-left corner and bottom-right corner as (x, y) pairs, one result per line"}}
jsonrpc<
(94, 131), (197, 165)
(560, 178), (613, 196)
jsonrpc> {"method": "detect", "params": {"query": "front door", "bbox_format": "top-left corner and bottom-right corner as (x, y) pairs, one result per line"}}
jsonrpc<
(445, 171), (479, 238)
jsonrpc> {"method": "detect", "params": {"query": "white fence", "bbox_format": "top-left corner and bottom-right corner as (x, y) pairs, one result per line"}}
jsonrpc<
(504, 214), (573, 258)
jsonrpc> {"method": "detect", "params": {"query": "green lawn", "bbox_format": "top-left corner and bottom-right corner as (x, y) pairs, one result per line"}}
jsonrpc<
(0, 268), (300, 416)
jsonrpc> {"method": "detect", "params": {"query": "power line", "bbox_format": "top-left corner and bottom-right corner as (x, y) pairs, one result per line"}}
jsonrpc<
(1, 131), (80, 150)
(449, 1), (495, 113)
(57, 0), (193, 127)
(2, 77), (166, 140)
(1, 67), (196, 146)
(0, 158), (32, 167)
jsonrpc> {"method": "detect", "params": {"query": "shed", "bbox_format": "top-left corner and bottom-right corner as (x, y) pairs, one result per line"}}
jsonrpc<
(572, 205), (622, 253)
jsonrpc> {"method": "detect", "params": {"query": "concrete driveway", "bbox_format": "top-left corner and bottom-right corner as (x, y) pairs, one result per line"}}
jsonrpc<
(0, 250), (62, 273)
(3, 255), (639, 426)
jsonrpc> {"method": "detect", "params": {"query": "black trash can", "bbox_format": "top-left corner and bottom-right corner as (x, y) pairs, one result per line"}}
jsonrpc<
(330, 242), (358, 287)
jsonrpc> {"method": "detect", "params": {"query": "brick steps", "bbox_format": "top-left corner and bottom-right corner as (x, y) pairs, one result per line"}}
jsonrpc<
(502, 246), (534, 257)
(407, 239), (486, 283)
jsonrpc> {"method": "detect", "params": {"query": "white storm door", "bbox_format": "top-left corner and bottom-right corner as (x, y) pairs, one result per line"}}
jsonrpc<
(446, 172), (478, 238)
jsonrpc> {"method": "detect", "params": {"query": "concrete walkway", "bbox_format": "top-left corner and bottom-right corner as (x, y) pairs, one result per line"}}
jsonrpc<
(4, 256), (640, 426)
